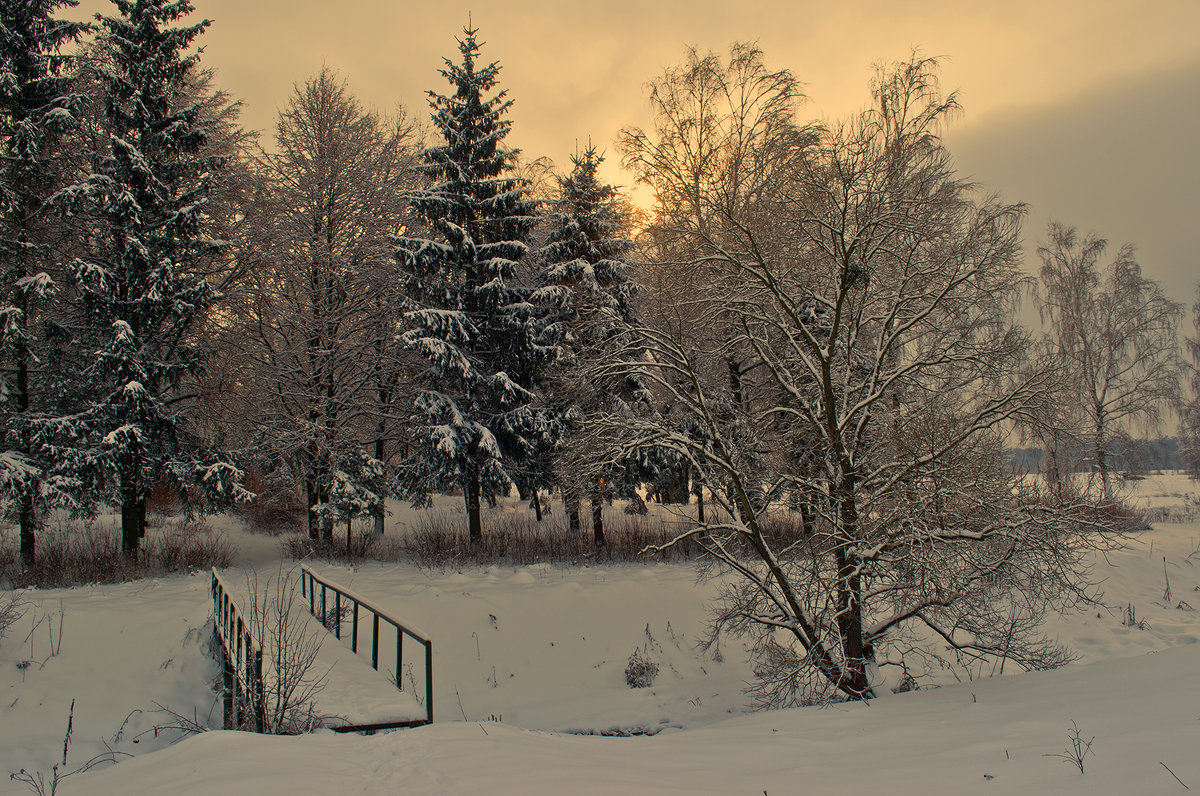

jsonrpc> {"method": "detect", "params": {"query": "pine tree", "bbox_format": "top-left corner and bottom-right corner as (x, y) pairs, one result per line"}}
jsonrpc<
(397, 25), (541, 543)
(0, 0), (89, 567)
(534, 147), (645, 544)
(49, 0), (244, 557)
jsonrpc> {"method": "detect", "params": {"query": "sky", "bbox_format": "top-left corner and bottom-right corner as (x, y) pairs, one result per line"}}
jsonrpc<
(67, 0), (1200, 312)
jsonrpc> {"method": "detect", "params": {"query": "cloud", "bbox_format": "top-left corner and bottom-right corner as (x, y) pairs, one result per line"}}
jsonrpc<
(948, 58), (1200, 306)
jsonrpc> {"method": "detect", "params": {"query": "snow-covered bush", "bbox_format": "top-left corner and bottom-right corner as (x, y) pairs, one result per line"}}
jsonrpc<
(9, 520), (232, 588)
(624, 648), (659, 688)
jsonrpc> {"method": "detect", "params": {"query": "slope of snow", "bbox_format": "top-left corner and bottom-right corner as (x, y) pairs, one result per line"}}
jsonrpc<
(60, 641), (1200, 795)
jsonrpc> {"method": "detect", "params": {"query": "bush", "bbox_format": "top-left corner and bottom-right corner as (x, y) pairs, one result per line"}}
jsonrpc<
(624, 648), (659, 688)
(243, 565), (332, 734)
(236, 470), (305, 534)
(1074, 499), (1150, 533)
(394, 511), (701, 568)
(0, 592), (24, 646)
(5, 520), (234, 588)
(281, 530), (385, 563)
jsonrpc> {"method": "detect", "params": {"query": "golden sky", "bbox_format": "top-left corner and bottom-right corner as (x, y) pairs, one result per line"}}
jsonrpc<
(69, 0), (1200, 307)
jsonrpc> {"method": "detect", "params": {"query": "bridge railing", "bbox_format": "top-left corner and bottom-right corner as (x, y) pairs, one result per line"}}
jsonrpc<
(210, 568), (265, 732)
(300, 565), (433, 728)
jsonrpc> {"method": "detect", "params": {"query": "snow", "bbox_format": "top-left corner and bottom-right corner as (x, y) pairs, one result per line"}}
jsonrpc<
(1, 474), (1199, 795)
(59, 644), (1200, 795)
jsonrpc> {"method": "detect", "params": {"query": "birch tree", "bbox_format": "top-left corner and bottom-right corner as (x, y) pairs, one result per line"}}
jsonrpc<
(620, 42), (809, 519)
(611, 52), (1103, 704)
(1180, 283), (1200, 479)
(1036, 222), (1182, 498)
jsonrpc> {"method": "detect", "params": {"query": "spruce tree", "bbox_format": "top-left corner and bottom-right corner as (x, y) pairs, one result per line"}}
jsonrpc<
(0, 0), (88, 567)
(52, 0), (242, 556)
(397, 25), (541, 543)
(534, 147), (645, 544)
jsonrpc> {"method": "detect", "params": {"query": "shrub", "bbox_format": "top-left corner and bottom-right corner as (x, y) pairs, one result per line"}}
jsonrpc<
(5, 520), (234, 588)
(0, 592), (24, 647)
(624, 647), (659, 688)
(390, 510), (701, 568)
(236, 470), (305, 534)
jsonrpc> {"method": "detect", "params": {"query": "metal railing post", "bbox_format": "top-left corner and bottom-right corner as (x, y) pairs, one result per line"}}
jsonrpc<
(254, 648), (265, 733)
(425, 640), (434, 724)
(297, 567), (435, 727)
(371, 613), (379, 670)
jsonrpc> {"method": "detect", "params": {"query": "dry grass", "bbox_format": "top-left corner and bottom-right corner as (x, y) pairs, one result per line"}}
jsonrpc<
(1, 519), (234, 588)
(286, 509), (703, 568)
(1072, 499), (1151, 533)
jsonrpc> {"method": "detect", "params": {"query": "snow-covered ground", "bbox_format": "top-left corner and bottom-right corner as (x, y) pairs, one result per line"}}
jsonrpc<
(2, 474), (1199, 795)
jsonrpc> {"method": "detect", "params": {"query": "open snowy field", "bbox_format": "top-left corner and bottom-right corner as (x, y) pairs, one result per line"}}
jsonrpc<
(1, 474), (1199, 794)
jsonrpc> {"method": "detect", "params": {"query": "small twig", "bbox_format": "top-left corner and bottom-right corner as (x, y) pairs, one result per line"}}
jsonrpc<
(1043, 720), (1094, 773)
(455, 686), (469, 721)
(1161, 761), (1189, 790)
(63, 699), (75, 766)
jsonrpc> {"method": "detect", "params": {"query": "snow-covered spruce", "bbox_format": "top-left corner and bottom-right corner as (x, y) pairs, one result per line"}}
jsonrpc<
(396, 25), (543, 543)
(532, 146), (655, 543)
(43, 0), (247, 557)
(0, 0), (89, 567)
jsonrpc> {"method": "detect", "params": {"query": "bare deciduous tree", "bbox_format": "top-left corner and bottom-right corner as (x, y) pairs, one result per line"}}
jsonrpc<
(227, 68), (419, 541)
(1180, 283), (1200, 478)
(1036, 222), (1183, 498)
(620, 41), (811, 519)
(610, 51), (1104, 705)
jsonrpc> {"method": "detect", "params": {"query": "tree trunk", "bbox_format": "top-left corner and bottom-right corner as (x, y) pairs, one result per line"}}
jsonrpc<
(1096, 442), (1111, 500)
(694, 479), (705, 524)
(373, 433), (386, 535)
(591, 494), (606, 548)
(663, 465), (690, 504)
(833, 476), (873, 700)
(727, 355), (745, 410)
(316, 464), (333, 544)
(532, 490), (543, 522)
(565, 493), (581, 534)
(1045, 445), (1064, 504)
(305, 477), (319, 542)
(800, 495), (814, 538)
(465, 473), (482, 544)
(16, 328), (35, 567)
(19, 496), (35, 569)
(121, 482), (144, 558)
